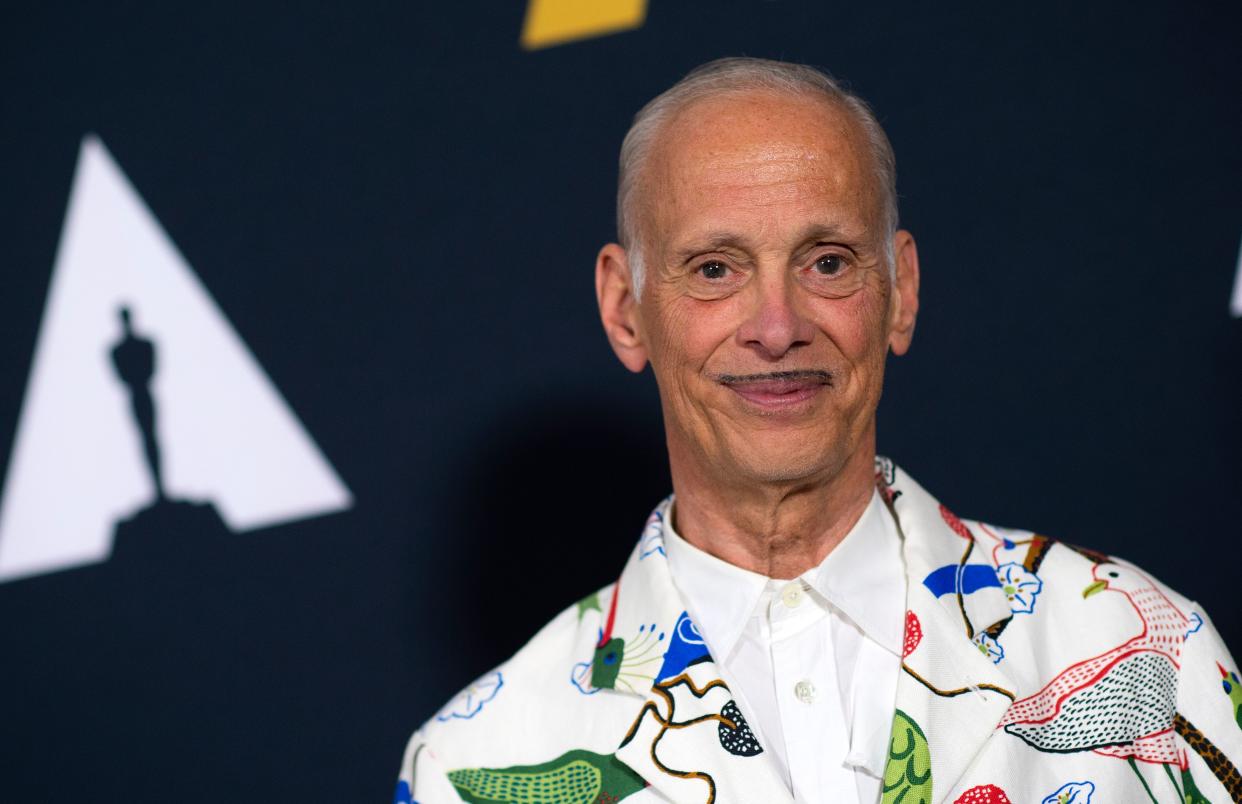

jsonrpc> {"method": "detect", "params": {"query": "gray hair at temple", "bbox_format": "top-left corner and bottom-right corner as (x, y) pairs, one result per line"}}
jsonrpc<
(616, 57), (899, 297)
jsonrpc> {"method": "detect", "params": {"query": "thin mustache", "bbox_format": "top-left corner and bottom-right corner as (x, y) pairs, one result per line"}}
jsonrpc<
(714, 369), (833, 385)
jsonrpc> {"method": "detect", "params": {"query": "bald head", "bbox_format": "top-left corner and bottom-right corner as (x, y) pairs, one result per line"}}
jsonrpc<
(617, 57), (898, 295)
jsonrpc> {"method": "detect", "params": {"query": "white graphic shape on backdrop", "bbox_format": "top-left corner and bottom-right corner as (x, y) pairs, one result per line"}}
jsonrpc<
(0, 136), (352, 582)
(1232, 233), (1242, 318)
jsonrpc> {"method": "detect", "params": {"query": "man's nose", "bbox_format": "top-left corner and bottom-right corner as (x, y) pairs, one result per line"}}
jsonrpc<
(735, 272), (816, 360)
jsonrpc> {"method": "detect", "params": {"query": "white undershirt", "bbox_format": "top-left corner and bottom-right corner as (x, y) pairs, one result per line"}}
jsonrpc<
(662, 490), (906, 804)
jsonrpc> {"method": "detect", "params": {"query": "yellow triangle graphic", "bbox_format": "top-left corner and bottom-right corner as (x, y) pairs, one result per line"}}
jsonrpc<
(520, 0), (647, 50)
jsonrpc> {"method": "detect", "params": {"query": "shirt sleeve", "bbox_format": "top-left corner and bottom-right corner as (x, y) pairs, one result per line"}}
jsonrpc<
(393, 731), (466, 804)
(1174, 603), (1242, 802)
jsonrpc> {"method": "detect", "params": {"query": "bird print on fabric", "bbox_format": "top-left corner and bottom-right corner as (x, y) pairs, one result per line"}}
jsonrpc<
(999, 561), (1187, 762)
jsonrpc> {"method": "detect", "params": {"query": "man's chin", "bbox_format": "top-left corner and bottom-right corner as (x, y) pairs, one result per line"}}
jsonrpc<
(706, 425), (870, 486)
(719, 448), (838, 486)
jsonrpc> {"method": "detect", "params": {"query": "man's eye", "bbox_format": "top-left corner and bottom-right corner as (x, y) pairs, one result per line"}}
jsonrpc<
(813, 254), (845, 275)
(697, 260), (729, 280)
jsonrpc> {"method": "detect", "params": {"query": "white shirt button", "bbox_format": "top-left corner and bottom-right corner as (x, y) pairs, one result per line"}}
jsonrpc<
(780, 582), (804, 608)
(794, 679), (816, 704)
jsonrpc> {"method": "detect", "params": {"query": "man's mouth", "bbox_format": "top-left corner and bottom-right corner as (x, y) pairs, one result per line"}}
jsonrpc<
(715, 370), (833, 409)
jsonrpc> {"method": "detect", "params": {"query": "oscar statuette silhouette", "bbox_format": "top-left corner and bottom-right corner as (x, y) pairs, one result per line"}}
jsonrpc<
(109, 305), (228, 562)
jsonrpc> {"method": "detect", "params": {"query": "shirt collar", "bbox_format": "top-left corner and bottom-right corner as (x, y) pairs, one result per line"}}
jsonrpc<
(662, 506), (769, 664)
(662, 489), (905, 663)
(807, 490), (906, 657)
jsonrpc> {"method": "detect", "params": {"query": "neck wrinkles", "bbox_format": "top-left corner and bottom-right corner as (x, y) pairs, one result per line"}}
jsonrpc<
(668, 444), (878, 579)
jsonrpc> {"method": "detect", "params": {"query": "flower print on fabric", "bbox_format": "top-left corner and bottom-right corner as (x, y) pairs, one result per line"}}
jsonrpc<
(1186, 611), (1204, 638)
(975, 525), (1050, 614)
(1040, 780), (1095, 804)
(996, 561), (1043, 615)
(435, 671), (504, 722)
(874, 455), (897, 487)
(958, 523), (1047, 665)
(570, 660), (601, 696)
(874, 455), (902, 504)
(973, 631), (1005, 664)
(638, 503), (668, 560)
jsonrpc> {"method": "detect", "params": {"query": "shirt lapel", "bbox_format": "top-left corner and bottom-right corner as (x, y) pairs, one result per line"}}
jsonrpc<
(603, 501), (795, 804)
(604, 461), (1021, 804)
(879, 460), (1018, 804)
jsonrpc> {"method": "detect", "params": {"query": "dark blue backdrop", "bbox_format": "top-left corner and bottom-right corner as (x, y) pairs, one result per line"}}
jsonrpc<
(2, 2), (1239, 801)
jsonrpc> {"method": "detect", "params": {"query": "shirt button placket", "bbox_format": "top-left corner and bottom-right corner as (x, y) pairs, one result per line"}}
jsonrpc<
(794, 679), (816, 704)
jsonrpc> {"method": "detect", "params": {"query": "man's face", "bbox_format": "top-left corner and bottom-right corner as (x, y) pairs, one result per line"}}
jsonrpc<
(602, 89), (918, 488)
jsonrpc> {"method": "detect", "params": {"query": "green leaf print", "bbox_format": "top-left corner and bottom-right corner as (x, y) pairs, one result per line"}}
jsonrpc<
(882, 709), (933, 804)
(1180, 764), (1213, 804)
(448, 749), (645, 804)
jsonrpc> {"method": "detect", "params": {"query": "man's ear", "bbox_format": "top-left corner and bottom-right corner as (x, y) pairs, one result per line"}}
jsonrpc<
(595, 243), (648, 373)
(887, 230), (920, 356)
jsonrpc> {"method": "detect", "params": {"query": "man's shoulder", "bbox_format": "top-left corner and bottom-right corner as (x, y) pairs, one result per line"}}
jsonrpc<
(960, 515), (1197, 613)
(953, 514), (1214, 678)
(406, 580), (643, 774)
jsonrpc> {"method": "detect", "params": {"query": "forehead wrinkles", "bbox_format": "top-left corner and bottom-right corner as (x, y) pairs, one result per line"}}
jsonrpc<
(681, 144), (848, 207)
(640, 91), (878, 248)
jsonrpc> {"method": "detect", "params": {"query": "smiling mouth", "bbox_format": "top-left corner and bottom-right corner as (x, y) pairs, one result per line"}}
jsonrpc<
(715, 370), (833, 409)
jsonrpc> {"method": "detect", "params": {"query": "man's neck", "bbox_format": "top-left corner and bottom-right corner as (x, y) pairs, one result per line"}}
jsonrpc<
(668, 446), (877, 580)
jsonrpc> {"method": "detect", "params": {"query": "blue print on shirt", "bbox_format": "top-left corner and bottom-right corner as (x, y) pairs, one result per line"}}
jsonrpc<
(656, 611), (711, 682)
(922, 564), (1002, 598)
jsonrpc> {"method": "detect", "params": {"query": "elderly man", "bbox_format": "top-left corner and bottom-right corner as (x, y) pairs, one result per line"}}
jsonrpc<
(396, 58), (1241, 804)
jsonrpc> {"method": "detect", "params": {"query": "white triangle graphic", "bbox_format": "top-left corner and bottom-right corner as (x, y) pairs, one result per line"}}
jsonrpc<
(0, 136), (353, 582)
(1232, 232), (1242, 318)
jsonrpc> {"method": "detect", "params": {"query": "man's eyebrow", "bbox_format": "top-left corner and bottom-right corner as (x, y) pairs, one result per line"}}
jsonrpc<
(793, 223), (852, 245)
(672, 232), (753, 263)
(790, 223), (868, 259)
(671, 223), (866, 264)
